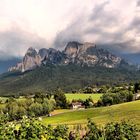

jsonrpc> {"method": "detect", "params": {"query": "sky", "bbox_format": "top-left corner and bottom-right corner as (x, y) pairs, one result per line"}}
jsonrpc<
(0, 0), (140, 60)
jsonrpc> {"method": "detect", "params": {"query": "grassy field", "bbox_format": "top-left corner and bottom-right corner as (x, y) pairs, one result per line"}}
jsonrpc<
(43, 100), (140, 128)
(65, 93), (102, 102)
(50, 109), (73, 116)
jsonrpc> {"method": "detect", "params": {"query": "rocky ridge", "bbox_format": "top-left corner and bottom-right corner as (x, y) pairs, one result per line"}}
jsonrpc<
(9, 41), (123, 72)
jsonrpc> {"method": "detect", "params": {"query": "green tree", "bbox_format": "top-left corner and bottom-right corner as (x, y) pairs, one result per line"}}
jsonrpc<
(54, 88), (67, 109)
(83, 97), (94, 108)
(4, 101), (19, 120)
(34, 92), (46, 103)
(134, 83), (140, 93)
(83, 87), (94, 93)
(104, 121), (139, 140)
(83, 119), (104, 140)
(29, 102), (43, 116)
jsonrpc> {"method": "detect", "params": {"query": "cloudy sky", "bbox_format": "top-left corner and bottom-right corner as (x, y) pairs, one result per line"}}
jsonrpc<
(0, 0), (140, 60)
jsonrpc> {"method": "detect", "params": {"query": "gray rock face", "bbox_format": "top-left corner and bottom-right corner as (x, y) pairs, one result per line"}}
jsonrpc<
(64, 41), (82, 57)
(22, 47), (41, 72)
(9, 41), (123, 72)
(8, 62), (23, 72)
(9, 47), (41, 72)
(41, 48), (64, 65)
(38, 48), (49, 59)
(63, 42), (121, 67)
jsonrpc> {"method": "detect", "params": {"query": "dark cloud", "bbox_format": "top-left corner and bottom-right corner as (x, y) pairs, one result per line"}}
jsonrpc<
(87, 1), (126, 43)
(98, 40), (136, 54)
(137, 0), (140, 6)
(129, 17), (140, 31)
(53, 0), (140, 54)
(54, 1), (124, 49)
(53, 2), (112, 48)
(53, 18), (84, 49)
(89, 1), (117, 25)
(0, 27), (48, 60)
(1, 0), (140, 60)
(0, 58), (21, 73)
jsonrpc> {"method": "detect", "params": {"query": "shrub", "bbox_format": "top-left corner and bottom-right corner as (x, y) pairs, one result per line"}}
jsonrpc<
(99, 91), (134, 107)
(54, 88), (68, 109)
(104, 121), (139, 140)
(0, 118), (139, 140)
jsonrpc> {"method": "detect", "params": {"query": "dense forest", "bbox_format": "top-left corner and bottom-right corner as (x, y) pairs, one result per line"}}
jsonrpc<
(0, 64), (140, 96)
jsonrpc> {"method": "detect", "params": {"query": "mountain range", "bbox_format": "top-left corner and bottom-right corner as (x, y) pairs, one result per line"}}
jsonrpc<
(8, 41), (128, 72)
(0, 41), (140, 96)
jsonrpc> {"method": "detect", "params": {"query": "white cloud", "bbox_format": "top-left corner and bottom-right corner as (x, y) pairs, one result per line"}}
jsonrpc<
(0, 0), (140, 59)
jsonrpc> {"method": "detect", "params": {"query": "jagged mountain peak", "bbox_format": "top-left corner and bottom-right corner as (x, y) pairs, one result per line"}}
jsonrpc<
(26, 47), (37, 56)
(8, 41), (131, 72)
(64, 42), (96, 55)
(38, 48), (48, 59)
(39, 48), (59, 59)
(48, 48), (58, 53)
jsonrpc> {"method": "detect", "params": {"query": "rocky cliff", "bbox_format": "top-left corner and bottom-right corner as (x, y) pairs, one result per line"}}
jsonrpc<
(8, 41), (123, 72)
(9, 47), (41, 72)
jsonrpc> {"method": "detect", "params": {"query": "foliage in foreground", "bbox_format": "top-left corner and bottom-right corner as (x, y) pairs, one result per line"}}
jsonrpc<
(0, 93), (56, 121)
(0, 118), (139, 140)
(83, 119), (139, 140)
(0, 117), (69, 140)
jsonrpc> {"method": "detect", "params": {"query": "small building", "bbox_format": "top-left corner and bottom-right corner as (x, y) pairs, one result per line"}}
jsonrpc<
(134, 93), (140, 100)
(71, 102), (85, 110)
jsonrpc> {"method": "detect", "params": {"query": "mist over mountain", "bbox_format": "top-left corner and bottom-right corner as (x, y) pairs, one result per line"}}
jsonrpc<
(0, 1), (139, 77)
(121, 53), (140, 64)
(0, 0), (140, 62)
(0, 41), (138, 74)
(0, 58), (21, 74)
(97, 43), (140, 64)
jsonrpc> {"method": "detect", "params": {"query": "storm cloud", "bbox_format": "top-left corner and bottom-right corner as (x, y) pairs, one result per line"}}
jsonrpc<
(0, 0), (140, 60)
(137, 0), (140, 6)
(54, 0), (140, 53)
(0, 27), (48, 60)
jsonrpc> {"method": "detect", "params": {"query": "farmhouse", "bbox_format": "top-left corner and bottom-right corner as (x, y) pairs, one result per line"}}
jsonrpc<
(71, 102), (85, 109)
(134, 93), (140, 100)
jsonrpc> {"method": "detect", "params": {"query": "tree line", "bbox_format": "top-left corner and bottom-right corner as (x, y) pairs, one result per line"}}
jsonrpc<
(0, 88), (71, 121)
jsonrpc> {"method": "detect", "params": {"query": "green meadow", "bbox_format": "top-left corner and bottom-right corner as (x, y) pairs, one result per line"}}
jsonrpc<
(65, 93), (102, 102)
(42, 100), (140, 128)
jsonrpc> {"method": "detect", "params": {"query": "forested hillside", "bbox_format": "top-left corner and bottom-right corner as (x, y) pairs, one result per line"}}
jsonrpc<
(0, 64), (140, 96)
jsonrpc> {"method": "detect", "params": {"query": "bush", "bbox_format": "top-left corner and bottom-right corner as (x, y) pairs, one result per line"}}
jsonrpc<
(104, 121), (139, 140)
(0, 118), (139, 140)
(83, 97), (94, 108)
(98, 91), (134, 107)
(0, 118), (69, 140)
(83, 119), (104, 140)
(83, 120), (139, 140)
(29, 102), (43, 116)
(54, 88), (68, 109)
(2, 97), (55, 121)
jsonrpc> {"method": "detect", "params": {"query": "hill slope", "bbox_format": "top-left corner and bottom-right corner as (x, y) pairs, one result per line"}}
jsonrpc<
(42, 100), (140, 126)
(0, 64), (140, 96)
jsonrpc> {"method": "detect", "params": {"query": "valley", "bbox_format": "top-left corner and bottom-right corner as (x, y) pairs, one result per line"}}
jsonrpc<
(0, 0), (140, 139)
(0, 43), (140, 139)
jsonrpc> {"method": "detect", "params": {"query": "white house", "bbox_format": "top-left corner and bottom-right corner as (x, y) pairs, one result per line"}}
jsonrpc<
(71, 102), (85, 109)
